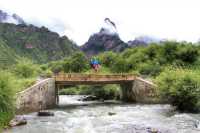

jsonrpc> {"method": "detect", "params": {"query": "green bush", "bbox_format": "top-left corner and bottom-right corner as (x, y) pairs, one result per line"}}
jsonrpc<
(160, 41), (178, 63)
(62, 52), (89, 73)
(0, 71), (15, 128)
(99, 51), (118, 67)
(156, 68), (200, 112)
(111, 56), (129, 73)
(59, 87), (79, 95)
(70, 52), (89, 72)
(79, 85), (121, 100)
(138, 62), (162, 77)
(14, 58), (40, 78)
(176, 45), (199, 63)
(59, 85), (121, 100)
(14, 78), (36, 92)
(48, 61), (63, 74)
(63, 58), (71, 73)
(41, 69), (53, 78)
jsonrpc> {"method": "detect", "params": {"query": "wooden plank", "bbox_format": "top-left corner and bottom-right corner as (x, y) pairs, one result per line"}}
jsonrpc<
(53, 73), (135, 83)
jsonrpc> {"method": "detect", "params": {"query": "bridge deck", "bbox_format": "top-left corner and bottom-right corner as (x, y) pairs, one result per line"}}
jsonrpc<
(54, 74), (135, 85)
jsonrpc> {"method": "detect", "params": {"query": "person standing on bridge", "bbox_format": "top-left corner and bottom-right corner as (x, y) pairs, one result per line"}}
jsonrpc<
(90, 57), (100, 72)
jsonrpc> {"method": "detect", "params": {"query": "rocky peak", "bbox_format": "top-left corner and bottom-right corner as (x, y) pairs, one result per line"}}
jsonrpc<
(81, 28), (128, 56)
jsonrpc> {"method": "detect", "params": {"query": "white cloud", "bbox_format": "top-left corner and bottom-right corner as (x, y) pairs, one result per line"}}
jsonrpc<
(0, 0), (200, 45)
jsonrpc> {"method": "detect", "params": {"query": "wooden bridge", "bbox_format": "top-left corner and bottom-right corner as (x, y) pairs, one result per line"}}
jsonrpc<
(54, 73), (136, 85)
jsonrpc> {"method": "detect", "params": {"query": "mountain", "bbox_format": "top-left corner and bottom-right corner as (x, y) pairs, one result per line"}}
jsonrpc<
(81, 28), (157, 56)
(81, 28), (128, 56)
(0, 23), (79, 63)
(0, 10), (25, 24)
(128, 36), (160, 47)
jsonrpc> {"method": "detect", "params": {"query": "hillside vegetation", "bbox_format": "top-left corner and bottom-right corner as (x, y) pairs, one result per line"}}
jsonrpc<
(0, 23), (79, 64)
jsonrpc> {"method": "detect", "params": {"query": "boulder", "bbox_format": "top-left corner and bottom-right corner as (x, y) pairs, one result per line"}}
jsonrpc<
(37, 110), (54, 116)
(9, 116), (27, 127)
(82, 95), (99, 101)
(108, 112), (116, 116)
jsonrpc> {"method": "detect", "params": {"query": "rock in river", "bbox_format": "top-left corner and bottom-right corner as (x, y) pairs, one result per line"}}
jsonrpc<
(9, 116), (27, 127)
(108, 112), (116, 116)
(37, 110), (54, 116)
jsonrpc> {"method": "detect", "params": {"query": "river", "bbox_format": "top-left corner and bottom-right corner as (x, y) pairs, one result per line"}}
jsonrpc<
(4, 95), (200, 133)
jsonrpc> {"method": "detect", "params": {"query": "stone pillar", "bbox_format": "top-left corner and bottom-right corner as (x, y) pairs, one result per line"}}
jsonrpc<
(120, 81), (136, 102)
(55, 84), (59, 105)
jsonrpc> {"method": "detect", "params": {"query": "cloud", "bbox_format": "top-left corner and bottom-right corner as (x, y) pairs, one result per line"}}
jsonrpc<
(0, 0), (200, 45)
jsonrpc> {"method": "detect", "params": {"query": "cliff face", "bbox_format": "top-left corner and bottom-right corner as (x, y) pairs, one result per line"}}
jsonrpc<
(0, 23), (79, 63)
(81, 28), (128, 56)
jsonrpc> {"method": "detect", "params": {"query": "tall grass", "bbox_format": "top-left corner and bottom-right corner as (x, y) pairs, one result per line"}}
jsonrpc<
(0, 58), (41, 128)
(0, 71), (15, 128)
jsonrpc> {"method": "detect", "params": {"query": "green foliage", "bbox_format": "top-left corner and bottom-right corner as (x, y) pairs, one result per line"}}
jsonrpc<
(176, 44), (199, 63)
(0, 71), (15, 128)
(59, 85), (121, 100)
(13, 78), (36, 92)
(59, 86), (79, 95)
(14, 58), (41, 78)
(0, 23), (79, 63)
(99, 51), (118, 67)
(160, 41), (178, 63)
(138, 62), (162, 77)
(62, 52), (89, 73)
(156, 68), (200, 112)
(48, 61), (64, 74)
(70, 52), (89, 72)
(111, 56), (129, 73)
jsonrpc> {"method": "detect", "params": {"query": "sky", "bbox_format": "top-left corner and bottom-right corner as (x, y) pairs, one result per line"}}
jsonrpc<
(0, 0), (200, 45)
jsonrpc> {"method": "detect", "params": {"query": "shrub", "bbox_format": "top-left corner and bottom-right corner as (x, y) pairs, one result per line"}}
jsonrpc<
(40, 69), (53, 78)
(59, 86), (79, 95)
(0, 71), (15, 127)
(176, 45), (199, 63)
(60, 85), (121, 100)
(156, 68), (200, 112)
(160, 41), (178, 63)
(99, 51), (118, 67)
(70, 52), (89, 72)
(138, 62), (162, 77)
(14, 58), (40, 78)
(14, 78), (36, 92)
(80, 85), (120, 100)
(49, 61), (63, 74)
(111, 56), (129, 73)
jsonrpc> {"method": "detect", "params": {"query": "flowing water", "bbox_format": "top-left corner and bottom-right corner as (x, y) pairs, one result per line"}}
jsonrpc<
(4, 95), (200, 133)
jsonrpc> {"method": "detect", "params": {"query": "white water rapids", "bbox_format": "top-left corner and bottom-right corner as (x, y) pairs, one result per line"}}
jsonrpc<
(4, 95), (200, 133)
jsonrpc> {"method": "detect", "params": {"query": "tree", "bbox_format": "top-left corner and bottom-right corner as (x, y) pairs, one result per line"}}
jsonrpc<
(177, 45), (199, 63)
(70, 52), (89, 72)
(111, 56), (129, 73)
(98, 51), (118, 67)
(14, 58), (40, 78)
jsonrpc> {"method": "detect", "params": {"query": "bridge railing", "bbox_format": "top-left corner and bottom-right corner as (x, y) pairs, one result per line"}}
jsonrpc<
(53, 73), (135, 82)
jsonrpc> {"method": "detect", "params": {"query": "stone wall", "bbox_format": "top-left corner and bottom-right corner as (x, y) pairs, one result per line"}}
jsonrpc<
(16, 78), (56, 114)
(132, 78), (159, 103)
(120, 78), (159, 103)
